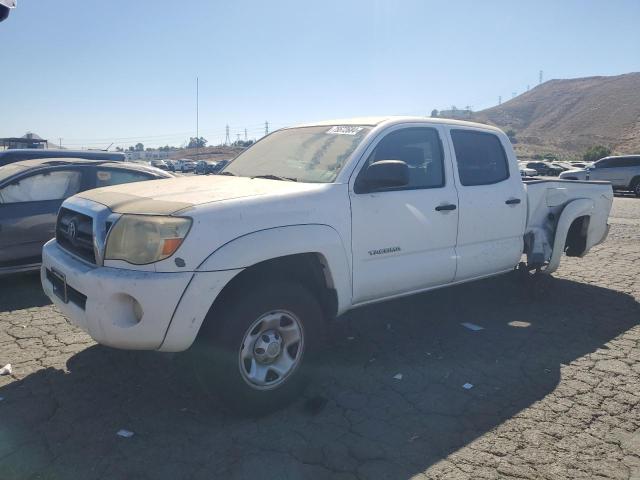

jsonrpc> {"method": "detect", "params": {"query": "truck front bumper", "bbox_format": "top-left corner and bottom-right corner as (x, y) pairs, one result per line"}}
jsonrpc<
(41, 240), (240, 351)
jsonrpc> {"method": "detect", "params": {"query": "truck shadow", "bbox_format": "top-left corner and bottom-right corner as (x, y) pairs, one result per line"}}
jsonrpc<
(0, 271), (51, 312)
(0, 274), (638, 479)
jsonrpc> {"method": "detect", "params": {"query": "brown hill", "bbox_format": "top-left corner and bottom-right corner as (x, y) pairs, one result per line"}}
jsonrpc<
(472, 72), (640, 159)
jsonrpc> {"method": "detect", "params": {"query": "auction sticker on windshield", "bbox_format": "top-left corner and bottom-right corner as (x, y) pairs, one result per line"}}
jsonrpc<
(326, 126), (364, 135)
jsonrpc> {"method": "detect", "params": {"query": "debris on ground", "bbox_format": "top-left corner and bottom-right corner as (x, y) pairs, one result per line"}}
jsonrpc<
(116, 429), (134, 438)
(461, 322), (484, 331)
(462, 383), (474, 389)
(393, 373), (403, 380)
(0, 364), (12, 375)
(347, 336), (355, 340)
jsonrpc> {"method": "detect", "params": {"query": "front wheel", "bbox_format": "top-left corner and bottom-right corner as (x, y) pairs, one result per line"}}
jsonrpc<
(192, 281), (325, 416)
(632, 179), (640, 197)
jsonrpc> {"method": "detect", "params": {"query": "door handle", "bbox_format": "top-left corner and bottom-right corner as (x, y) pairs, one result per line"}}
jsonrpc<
(505, 198), (521, 205)
(435, 204), (457, 211)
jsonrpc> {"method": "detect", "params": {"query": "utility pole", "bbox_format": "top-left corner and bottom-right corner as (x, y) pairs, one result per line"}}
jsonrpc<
(58, 138), (62, 148)
(225, 125), (230, 146)
(265, 121), (269, 136)
(539, 70), (543, 85)
(244, 128), (247, 141)
(236, 133), (240, 143)
(498, 96), (502, 105)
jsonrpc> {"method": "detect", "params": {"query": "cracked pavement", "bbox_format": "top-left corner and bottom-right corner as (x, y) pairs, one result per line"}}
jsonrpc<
(1, 196), (639, 480)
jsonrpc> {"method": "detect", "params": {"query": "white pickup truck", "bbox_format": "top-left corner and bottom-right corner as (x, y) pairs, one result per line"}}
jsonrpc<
(41, 116), (612, 413)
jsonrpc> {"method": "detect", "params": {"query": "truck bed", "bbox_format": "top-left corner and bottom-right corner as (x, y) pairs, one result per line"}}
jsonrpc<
(523, 179), (613, 272)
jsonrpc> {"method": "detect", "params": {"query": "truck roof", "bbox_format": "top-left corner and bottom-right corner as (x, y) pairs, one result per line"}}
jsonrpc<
(290, 115), (502, 132)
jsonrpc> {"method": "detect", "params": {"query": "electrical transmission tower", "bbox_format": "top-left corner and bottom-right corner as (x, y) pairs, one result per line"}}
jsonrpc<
(498, 96), (502, 105)
(244, 128), (247, 141)
(225, 125), (230, 146)
(539, 70), (543, 84)
(265, 121), (269, 136)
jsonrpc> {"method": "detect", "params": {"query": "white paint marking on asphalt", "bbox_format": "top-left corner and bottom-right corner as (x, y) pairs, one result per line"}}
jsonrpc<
(461, 322), (484, 331)
(462, 383), (474, 389)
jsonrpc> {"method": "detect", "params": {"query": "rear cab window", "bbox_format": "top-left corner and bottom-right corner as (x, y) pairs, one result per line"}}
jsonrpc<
(450, 129), (510, 186)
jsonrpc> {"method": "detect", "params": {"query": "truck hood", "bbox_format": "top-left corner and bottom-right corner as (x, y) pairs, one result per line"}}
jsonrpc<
(76, 175), (325, 215)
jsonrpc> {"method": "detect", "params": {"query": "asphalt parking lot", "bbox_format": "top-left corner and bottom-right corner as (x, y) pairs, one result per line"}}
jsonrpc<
(1, 197), (639, 480)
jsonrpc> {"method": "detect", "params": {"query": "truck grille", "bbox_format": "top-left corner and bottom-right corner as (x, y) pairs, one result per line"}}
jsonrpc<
(56, 207), (96, 264)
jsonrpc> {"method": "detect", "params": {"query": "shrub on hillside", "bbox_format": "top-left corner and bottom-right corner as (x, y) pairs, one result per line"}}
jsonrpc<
(583, 145), (611, 162)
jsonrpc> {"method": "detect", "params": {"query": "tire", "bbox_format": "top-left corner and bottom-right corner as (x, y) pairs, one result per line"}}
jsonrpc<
(192, 280), (325, 416)
(631, 178), (640, 197)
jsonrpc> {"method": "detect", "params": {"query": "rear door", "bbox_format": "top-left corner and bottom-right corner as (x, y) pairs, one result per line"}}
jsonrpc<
(447, 128), (526, 280)
(350, 124), (459, 303)
(0, 167), (86, 268)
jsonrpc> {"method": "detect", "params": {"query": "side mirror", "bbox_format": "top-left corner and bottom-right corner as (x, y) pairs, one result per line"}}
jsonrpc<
(361, 160), (409, 192)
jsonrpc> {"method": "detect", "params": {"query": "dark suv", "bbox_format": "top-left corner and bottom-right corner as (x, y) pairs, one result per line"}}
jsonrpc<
(0, 158), (172, 275)
(0, 149), (125, 167)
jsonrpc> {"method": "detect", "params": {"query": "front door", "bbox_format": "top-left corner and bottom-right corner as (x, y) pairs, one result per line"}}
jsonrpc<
(350, 125), (459, 304)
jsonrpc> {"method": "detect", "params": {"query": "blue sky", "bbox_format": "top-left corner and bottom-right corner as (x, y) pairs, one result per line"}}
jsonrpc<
(2, 0), (639, 149)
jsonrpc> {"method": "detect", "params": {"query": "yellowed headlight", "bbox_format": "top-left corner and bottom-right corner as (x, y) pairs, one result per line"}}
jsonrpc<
(105, 215), (191, 265)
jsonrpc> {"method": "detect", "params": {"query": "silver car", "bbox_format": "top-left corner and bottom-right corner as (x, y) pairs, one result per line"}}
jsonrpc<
(559, 155), (640, 196)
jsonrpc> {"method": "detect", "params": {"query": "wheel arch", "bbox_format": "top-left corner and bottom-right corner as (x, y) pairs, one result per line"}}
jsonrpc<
(542, 198), (595, 274)
(159, 225), (352, 352)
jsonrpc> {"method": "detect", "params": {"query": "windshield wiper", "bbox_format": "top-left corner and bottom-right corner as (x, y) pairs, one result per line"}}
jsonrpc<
(251, 174), (297, 182)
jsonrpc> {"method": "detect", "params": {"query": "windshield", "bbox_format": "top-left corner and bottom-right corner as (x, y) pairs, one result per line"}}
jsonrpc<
(222, 125), (371, 183)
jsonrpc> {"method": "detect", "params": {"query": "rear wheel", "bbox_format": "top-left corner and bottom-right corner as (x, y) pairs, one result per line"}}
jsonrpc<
(631, 178), (640, 197)
(192, 280), (325, 416)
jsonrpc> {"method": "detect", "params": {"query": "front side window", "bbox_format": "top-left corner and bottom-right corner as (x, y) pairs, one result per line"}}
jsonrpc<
(0, 170), (82, 204)
(357, 127), (444, 190)
(451, 130), (509, 186)
(223, 125), (371, 183)
(96, 169), (152, 188)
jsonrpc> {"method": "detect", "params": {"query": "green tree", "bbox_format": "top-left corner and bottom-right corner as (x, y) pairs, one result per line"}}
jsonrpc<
(187, 137), (207, 148)
(583, 145), (611, 162)
(430, 109), (439, 117)
(135, 143), (144, 151)
(506, 129), (517, 143)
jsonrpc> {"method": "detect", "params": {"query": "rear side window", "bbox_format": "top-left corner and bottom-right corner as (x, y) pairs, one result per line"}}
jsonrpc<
(451, 130), (509, 186)
(96, 169), (153, 188)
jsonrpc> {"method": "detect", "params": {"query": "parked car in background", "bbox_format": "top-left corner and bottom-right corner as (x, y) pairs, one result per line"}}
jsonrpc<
(175, 159), (197, 172)
(195, 160), (218, 175)
(570, 162), (592, 169)
(523, 161), (563, 176)
(165, 160), (176, 172)
(0, 149), (125, 167)
(518, 163), (537, 177)
(0, 158), (172, 275)
(213, 159), (230, 173)
(150, 159), (169, 170)
(560, 155), (640, 196)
